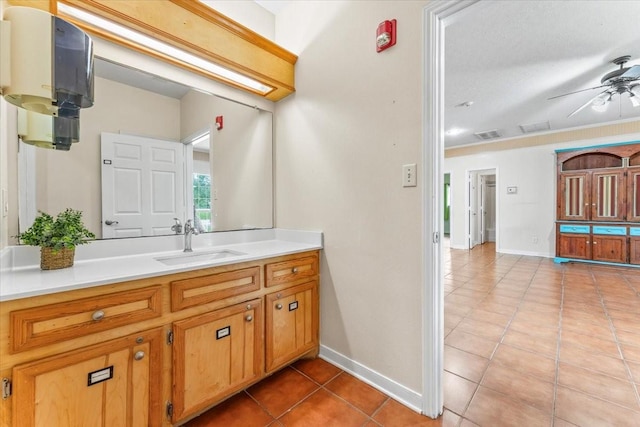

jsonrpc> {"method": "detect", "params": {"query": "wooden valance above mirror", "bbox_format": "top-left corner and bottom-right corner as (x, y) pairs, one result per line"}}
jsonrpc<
(7, 0), (297, 101)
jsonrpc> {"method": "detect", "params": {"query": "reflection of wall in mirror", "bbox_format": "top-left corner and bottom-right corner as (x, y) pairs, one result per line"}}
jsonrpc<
(181, 91), (273, 231)
(34, 76), (180, 238)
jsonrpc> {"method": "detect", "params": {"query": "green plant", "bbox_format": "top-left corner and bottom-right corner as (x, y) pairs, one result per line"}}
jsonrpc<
(16, 209), (95, 251)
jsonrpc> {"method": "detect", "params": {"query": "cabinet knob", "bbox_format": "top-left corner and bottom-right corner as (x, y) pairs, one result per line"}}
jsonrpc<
(245, 315), (253, 322)
(134, 351), (145, 361)
(92, 310), (105, 321)
(246, 304), (252, 310)
(275, 303), (283, 310)
(292, 267), (299, 274)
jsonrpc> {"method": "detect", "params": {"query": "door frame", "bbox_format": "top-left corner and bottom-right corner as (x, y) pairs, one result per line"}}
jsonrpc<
(421, 0), (482, 418)
(465, 168), (497, 250)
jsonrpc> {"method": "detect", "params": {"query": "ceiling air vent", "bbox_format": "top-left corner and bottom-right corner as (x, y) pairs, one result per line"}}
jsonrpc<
(474, 129), (501, 140)
(519, 121), (550, 134)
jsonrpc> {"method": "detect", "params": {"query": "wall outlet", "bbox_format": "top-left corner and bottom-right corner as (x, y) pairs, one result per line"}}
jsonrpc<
(403, 164), (417, 187)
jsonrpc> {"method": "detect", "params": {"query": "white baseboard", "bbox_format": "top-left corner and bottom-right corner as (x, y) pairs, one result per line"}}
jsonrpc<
(318, 345), (423, 414)
(498, 248), (553, 258)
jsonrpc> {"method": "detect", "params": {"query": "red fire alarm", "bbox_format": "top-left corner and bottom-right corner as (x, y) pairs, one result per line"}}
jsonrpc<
(376, 19), (396, 53)
(215, 115), (223, 130)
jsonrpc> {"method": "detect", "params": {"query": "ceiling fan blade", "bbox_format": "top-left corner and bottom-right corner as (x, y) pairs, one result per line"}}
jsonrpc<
(548, 85), (608, 100)
(567, 90), (608, 118)
(620, 65), (640, 79)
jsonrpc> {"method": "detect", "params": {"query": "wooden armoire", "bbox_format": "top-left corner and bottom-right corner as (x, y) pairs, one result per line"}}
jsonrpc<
(555, 141), (640, 266)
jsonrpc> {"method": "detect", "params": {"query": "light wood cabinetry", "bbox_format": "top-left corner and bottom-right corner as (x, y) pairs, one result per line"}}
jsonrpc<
(10, 286), (162, 353)
(172, 299), (263, 421)
(12, 328), (164, 427)
(556, 143), (640, 266)
(266, 281), (318, 373)
(0, 250), (320, 426)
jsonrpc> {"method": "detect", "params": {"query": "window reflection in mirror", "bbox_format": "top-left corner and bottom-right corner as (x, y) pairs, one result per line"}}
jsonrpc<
(17, 57), (273, 240)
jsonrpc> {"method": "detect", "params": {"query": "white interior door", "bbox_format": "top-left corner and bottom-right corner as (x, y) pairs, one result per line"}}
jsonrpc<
(468, 172), (479, 249)
(480, 175), (486, 244)
(101, 132), (185, 238)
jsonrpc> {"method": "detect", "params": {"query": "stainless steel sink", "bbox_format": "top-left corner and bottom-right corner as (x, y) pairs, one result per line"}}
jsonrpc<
(154, 249), (246, 266)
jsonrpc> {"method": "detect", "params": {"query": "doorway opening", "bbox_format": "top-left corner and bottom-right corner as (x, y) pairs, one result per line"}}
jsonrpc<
(466, 169), (497, 250)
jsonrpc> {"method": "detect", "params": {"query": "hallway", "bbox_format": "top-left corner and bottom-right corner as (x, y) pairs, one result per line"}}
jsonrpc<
(444, 242), (640, 426)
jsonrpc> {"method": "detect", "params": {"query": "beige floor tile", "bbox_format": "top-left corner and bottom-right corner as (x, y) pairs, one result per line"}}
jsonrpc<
(445, 329), (498, 359)
(555, 386), (640, 427)
(501, 328), (558, 357)
(491, 344), (556, 383)
(480, 363), (555, 412)
(443, 371), (477, 416)
(444, 345), (489, 383)
(464, 386), (551, 427)
(557, 362), (640, 410)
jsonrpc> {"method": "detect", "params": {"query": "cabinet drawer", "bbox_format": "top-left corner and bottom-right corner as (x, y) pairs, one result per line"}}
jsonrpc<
(266, 255), (318, 288)
(559, 225), (590, 234)
(171, 266), (260, 311)
(630, 227), (640, 236)
(11, 286), (162, 353)
(592, 226), (626, 236)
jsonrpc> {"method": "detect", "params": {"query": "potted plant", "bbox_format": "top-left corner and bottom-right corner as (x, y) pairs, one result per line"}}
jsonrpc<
(16, 208), (95, 270)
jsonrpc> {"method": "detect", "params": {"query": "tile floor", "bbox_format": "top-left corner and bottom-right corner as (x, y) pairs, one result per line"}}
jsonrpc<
(185, 242), (640, 426)
(184, 357), (448, 426)
(443, 242), (640, 426)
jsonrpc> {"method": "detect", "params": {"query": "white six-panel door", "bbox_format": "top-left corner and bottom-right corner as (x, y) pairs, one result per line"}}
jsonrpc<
(101, 132), (185, 238)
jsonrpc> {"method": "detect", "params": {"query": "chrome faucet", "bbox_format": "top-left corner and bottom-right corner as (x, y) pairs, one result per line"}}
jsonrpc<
(183, 219), (199, 252)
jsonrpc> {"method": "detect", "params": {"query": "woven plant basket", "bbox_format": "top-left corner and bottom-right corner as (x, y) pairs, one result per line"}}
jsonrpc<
(40, 247), (75, 270)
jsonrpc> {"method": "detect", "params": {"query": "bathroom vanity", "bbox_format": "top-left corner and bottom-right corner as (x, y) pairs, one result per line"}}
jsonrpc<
(0, 230), (321, 426)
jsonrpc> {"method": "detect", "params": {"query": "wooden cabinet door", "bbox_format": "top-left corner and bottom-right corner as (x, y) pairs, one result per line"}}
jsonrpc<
(630, 237), (640, 265)
(559, 172), (590, 221)
(265, 281), (318, 373)
(592, 235), (627, 263)
(591, 170), (626, 221)
(172, 299), (263, 422)
(557, 233), (591, 260)
(627, 168), (640, 222)
(12, 328), (163, 427)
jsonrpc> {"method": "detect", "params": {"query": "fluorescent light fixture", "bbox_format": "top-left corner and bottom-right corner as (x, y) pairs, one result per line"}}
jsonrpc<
(191, 132), (210, 146)
(57, 3), (274, 94)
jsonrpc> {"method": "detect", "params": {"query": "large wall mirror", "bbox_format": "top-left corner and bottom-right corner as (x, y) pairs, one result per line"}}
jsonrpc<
(18, 57), (273, 240)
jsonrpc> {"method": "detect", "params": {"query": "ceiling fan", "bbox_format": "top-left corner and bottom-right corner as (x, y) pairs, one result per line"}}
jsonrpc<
(549, 55), (640, 117)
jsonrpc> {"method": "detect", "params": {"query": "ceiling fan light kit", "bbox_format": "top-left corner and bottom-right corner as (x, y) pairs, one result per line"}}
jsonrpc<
(550, 55), (640, 117)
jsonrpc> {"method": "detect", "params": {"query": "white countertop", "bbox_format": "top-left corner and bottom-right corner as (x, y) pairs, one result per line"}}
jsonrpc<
(0, 229), (323, 302)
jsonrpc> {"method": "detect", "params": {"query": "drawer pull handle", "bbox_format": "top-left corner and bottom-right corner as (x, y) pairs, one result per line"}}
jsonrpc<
(92, 310), (105, 321)
(134, 351), (145, 361)
(292, 267), (299, 274)
(245, 315), (253, 322)
(275, 303), (283, 310)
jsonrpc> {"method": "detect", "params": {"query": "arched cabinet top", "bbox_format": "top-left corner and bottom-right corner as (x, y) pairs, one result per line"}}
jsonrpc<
(557, 141), (640, 171)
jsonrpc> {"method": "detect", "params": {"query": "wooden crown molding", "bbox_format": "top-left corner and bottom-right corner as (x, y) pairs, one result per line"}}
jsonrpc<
(7, 0), (297, 101)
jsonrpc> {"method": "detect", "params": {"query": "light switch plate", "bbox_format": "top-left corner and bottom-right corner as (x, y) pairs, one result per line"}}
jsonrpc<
(403, 164), (417, 187)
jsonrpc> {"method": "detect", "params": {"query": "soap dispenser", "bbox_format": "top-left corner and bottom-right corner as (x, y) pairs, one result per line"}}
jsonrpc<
(1, 6), (94, 119)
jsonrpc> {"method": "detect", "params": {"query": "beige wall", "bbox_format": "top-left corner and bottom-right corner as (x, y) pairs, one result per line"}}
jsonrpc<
(182, 89), (273, 231)
(26, 77), (181, 239)
(275, 1), (427, 392)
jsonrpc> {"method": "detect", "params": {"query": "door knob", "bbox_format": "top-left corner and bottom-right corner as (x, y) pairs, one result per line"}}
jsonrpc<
(105, 220), (119, 225)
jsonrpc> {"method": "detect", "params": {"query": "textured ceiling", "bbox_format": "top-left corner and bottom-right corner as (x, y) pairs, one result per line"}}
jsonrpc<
(445, 0), (640, 147)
